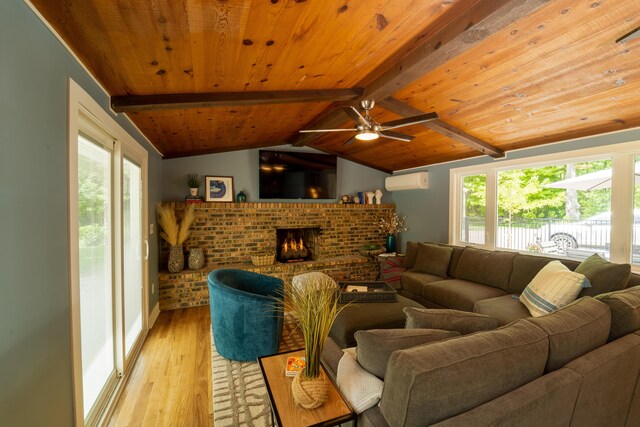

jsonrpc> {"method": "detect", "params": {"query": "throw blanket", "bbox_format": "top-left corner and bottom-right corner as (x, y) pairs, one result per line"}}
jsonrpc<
(336, 347), (384, 414)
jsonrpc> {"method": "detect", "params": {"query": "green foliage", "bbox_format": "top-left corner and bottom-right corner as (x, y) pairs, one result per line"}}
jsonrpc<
(463, 175), (486, 217)
(186, 173), (201, 188)
(79, 224), (105, 248)
(464, 160), (614, 221)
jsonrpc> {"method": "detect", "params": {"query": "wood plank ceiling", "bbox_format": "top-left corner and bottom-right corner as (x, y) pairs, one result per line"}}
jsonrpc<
(31, 0), (640, 172)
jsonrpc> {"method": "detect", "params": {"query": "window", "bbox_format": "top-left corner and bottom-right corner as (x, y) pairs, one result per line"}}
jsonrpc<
(495, 160), (612, 258)
(450, 142), (640, 266)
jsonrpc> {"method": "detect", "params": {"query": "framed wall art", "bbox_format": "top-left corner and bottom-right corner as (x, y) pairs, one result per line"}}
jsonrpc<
(205, 176), (234, 202)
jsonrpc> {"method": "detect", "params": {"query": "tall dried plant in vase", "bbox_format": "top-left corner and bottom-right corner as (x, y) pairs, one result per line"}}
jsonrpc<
(158, 204), (196, 273)
(283, 273), (345, 409)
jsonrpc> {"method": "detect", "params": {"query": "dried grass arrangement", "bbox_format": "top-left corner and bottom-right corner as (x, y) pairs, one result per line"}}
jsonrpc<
(158, 204), (196, 246)
(280, 273), (346, 408)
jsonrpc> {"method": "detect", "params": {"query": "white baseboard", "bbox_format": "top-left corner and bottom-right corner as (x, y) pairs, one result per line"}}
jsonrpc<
(149, 302), (160, 328)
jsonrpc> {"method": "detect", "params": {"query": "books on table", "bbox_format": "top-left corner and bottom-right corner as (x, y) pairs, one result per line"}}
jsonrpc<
(285, 356), (306, 377)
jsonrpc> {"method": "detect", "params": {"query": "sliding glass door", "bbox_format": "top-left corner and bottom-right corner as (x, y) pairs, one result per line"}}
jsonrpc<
(69, 84), (149, 426)
(77, 133), (117, 420)
(122, 156), (144, 361)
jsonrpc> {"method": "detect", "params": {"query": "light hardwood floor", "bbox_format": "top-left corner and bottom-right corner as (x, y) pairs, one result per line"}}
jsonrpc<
(108, 306), (213, 426)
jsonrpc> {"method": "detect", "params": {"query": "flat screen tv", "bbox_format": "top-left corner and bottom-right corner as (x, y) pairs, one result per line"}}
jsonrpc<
(259, 150), (337, 199)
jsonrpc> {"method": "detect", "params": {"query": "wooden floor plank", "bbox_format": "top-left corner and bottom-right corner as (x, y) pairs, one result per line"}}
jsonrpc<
(108, 306), (213, 426)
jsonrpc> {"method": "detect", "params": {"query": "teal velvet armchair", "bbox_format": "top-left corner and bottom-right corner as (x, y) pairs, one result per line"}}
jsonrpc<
(208, 269), (284, 361)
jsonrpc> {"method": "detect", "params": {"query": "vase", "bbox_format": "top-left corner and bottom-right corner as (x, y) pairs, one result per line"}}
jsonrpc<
(168, 245), (184, 273)
(291, 370), (329, 409)
(386, 234), (396, 253)
(188, 247), (204, 270)
(236, 191), (247, 202)
(190, 187), (198, 197)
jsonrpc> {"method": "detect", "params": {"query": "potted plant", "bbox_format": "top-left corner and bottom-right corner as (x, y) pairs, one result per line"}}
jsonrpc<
(284, 273), (345, 409)
(379, 212), (407, 253)
(187, 173), (201, 197)
(157, 204), (196, 273)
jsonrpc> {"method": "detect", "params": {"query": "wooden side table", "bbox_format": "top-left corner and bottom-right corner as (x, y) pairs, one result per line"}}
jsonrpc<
(258, 349), (356, 427)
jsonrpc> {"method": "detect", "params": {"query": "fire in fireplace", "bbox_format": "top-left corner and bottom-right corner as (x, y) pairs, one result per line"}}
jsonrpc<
(276, 227), (320, 263)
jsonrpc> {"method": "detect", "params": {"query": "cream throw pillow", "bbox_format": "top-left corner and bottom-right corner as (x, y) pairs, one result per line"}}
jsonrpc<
(520, 261), (590, 317)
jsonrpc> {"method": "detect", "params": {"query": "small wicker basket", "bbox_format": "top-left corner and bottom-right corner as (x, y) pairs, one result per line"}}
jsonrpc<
(251, 253), (275, 266)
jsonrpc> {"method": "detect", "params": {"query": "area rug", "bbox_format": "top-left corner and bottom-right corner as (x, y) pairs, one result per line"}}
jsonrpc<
(211, 314), (304, 426)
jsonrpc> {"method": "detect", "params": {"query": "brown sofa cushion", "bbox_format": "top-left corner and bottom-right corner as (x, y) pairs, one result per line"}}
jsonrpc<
(404, 307), (500, 334)
(412, 243), (453, 278)
(421, 279), (508, 312)
(525, 297), (611, 372)
(473, 294), (532, 326)
(403, 241), (419, 269)
(575, 253), (631, 297)
(595, 285), (640, 341)
(453, 247), (516, 291)
(379, 320), (549, 427)
(564, 333), (640, 427)
(355, 328), (459, 379)
(430, 368), (582, 427)
(329, 295), (424, 348)
(507, 254), (580, 294)
(401, 270), (443, 296)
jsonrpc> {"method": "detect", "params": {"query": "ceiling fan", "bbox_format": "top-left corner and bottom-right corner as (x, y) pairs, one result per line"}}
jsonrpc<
(299, 99), (437, 145)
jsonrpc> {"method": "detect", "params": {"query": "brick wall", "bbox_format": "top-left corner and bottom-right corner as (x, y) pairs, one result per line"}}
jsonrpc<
(160, 202), (396, 266)
(157, 202), (396, 310)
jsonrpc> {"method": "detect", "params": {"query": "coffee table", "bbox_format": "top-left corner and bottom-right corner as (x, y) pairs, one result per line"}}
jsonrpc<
(258, 349), (356, 427)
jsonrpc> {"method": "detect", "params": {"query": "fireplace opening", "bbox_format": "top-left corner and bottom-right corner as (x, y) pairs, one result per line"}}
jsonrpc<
(276, 227), (320, 263)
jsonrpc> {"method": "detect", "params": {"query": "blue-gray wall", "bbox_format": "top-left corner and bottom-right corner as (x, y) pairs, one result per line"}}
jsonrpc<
(162, 145), (391, 203)
(0, 2), (162, 425)
(392, 129), (640, 250)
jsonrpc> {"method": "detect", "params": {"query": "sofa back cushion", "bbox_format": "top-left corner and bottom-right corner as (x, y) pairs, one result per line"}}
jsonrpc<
(453, 247), (516, 291)
(443, 243), (466, 277)
(355, 328), (459, 379)
(507, 255), (580, 294)
(403, 241), (419, 269)
(404, 307), (500, 334)
(379, 320), (549, 427)
(575, 253), (631, 297)
(595, 285), (640, 341)
(525, 297), (611, 372)
(564, 333), (640, 427)
(412, 243), (453, 278)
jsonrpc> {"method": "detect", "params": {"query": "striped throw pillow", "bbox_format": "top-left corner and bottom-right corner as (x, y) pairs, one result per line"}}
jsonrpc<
(520, 261), (591, 317)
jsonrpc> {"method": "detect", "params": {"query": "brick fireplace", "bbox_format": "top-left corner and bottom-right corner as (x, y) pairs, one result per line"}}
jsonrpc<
(276, 227), (321, 262)
(158, 202), (396, 310)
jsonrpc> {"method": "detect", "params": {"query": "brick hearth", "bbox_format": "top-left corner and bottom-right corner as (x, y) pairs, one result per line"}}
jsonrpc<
(158, 202), (396, 310)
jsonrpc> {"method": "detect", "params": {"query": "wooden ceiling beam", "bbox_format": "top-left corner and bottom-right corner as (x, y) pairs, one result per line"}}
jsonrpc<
(379, 97), (504, 158)
(111, 88), (364, 112)
(291, 0), (548, 147)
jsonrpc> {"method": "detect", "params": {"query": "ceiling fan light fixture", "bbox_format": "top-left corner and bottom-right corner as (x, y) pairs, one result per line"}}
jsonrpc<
(355, 130), (379, 141)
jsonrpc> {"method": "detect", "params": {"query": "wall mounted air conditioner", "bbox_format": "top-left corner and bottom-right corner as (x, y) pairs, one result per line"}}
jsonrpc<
(385, 172), (429, 191)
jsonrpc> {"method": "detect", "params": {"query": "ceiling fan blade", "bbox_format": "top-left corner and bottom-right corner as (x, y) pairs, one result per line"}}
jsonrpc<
(380, 112), (438, 130)
(341, 106), (368, 126)
(299, 128), (356, 133)
(379, 130), (415, 142)
(343, 136), (357, 146)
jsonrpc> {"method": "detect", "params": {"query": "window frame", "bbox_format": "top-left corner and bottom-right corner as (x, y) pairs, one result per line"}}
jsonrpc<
(449, 141), (640, 266)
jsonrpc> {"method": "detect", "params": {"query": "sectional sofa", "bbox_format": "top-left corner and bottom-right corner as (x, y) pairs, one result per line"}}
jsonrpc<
(321, 243), (640, 426)
(399, 242), (640, 324)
